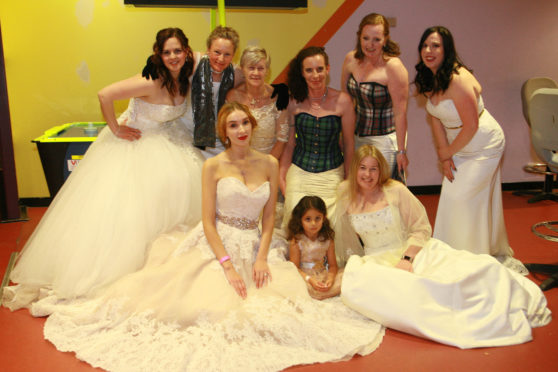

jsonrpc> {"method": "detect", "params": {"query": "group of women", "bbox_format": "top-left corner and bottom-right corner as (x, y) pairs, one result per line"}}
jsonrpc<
(2, 12), (551, 372)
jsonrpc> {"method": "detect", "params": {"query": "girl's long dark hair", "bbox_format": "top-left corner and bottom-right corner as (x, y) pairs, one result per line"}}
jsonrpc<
(414, 26), (471, 95)
(287, 196), (334, 241)
(150, 28), (194, 97)
(287, 46), (329, 103)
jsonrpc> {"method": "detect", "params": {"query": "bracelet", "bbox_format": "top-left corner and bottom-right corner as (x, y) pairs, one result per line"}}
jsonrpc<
(401, 255), (414, 263)
(396, 149), (406, 155)
(219, 255), (231, 264)
(305, 275), (310, 282)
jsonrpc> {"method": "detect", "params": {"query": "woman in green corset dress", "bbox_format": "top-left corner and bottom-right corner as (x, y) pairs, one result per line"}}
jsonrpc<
(280, 46), (355, 228)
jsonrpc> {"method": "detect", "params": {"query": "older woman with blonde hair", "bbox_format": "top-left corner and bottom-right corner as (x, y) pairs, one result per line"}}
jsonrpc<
(226, 46), (289, 159)
(335, 144), (550, 349)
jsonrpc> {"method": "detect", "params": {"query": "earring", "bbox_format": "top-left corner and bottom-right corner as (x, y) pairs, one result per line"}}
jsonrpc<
(225, 137), (230, 146)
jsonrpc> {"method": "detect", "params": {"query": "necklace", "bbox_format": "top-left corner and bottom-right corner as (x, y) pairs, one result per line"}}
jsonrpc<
(228, 151), (251, 181)
(246, 86), (268, 108)
(248, 93), (267, 108)
(210, 67), (224, 75)
(309, 87), (328, 110)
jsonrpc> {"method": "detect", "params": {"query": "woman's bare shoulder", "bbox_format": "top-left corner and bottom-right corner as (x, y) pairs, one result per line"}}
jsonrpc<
(449, 67), (480, 96)
(344, 50), (357, 64)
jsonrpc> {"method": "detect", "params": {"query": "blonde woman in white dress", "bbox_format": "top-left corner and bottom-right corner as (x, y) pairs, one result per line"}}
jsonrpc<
(336, 145), (551, 349)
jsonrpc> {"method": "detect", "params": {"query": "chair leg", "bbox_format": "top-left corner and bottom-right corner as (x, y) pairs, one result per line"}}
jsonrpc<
(528, 172), (558, 203)
(513, 190), (540, 197)
(525, 263), (558, 275)
(543, 172), (555, 193)
(540, 273), (558, 291)
(528, 193), (558, 203)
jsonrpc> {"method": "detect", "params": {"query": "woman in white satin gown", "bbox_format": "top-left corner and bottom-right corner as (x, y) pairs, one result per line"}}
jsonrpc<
(3, 28), (204, 310)
(39, 103), (384, 372)
(336, 145), (551, 349)
(414, 26), (523, 272)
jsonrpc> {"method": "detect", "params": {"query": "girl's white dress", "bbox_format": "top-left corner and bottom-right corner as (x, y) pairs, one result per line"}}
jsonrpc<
(336, 181), (551, 349)
(39, 177), (384, 372)
(4, 98), (204, 309)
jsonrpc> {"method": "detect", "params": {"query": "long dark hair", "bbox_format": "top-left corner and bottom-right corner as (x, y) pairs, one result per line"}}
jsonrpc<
(354, 13), (400, 60)
(287, 46), (329, 103)
(287, 196), (334, 242)
(150, 28), (194, 97)
(414, 26), (470, 95)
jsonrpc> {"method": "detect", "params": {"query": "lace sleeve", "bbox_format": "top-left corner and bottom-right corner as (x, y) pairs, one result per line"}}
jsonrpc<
(276, 119), (290, 143)
(275, 107), (290, 143)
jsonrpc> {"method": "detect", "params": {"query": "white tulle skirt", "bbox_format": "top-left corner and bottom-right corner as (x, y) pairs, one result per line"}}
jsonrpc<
(38, 222), (384, 372)
(4, 124), (204, 308)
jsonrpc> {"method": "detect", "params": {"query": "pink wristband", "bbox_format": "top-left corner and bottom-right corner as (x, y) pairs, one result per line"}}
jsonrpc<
(219, 255), (231, 264)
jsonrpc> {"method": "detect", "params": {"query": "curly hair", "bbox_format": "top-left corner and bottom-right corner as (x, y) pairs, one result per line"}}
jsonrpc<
(287, 196), (334, 242)
(216, 101), (258, 148)
(150, 28), (194, 97)
(414, 26), (471, 95)
(287, 46), (329, 103)
(206, 25), (240, 53)
(354, 13), (400, 60)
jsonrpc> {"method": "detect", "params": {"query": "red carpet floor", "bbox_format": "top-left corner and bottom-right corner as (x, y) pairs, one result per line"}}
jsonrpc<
(1, 192), (557, 372)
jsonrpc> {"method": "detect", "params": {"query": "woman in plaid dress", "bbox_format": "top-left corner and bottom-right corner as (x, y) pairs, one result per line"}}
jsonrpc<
(341, 13), (409, 182)
(280, 46), (355, 229)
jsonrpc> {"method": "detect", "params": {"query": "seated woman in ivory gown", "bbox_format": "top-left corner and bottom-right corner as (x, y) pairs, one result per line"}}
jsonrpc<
(3, 28), (204, 311)
(335, 145), (551, 349)
(38, 103), (384, 372)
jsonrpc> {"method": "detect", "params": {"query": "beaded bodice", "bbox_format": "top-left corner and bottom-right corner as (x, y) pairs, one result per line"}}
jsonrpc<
(348, 206), (400, 255)
(296, 234), (329, 267)
(120, 98), (188, 132)
(215, 177), (270, 228)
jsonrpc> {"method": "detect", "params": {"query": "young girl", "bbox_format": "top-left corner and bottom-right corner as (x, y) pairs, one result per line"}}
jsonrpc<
(288, 196), (341, 300)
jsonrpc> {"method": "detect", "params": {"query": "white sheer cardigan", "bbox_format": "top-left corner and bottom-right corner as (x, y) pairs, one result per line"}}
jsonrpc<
(333, 180), (432, 267)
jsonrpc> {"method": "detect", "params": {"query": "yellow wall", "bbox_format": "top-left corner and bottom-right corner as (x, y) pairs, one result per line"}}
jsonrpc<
(0, 0), (344, 197)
